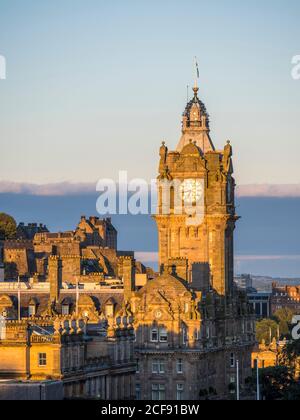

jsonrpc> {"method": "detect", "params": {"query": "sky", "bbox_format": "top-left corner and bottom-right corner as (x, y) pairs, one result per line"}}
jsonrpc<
(0, 0), (300, 186)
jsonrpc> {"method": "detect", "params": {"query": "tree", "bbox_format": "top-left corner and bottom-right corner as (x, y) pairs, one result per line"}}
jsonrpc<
(273, 308), (295, 339)
(0, 213), (17, 239)
(260, 366), (297, 400)
(256, 319), (278, 345)
(280, 339), (300, 368)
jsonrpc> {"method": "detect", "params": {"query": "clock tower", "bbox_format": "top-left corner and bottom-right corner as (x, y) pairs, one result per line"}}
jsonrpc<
(154, 85), (237, 296)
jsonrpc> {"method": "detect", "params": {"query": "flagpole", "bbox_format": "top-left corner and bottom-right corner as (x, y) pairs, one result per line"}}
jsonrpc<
(256, 358), (260, 401)
(76, 277), (79, 317)
(236, 359), (240, 401)
(17, 276), (21, 322)
(194, 56), (199, 89)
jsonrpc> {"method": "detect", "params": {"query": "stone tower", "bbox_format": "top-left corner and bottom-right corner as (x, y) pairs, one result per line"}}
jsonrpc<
(48, 256), (62, 303)
(154, 86), (237, 296)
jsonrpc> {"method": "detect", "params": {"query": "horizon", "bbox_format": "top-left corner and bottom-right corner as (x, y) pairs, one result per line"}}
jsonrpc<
(1, 192), (299, 278)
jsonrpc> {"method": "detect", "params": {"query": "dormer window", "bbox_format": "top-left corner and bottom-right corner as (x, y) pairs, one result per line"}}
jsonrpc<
(105, 298), (115, 317)
(151, 328), (158, 342)
(61, 298), (72, 316)
(62, 304), (70, 316)
(28, 305), (36, 317)
(151, 327), (168, 343)
(28, 299), (37, 317)
(159, 328), (168, 343)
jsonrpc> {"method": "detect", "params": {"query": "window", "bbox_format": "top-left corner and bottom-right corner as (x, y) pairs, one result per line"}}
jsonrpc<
(176, 359), (183, 374)
(176, 384), (184, 401)
(28, 304), (36, 317)
(206, 326), (210, 339)
(38, 353), (47, 367)
(152, 360), (165, 374)
(105, 304), (114, 317)
(0, 315), (6, 340)
(62, 304), (69, 316)
(242, 321), (245, 334)
(159, 328), (168, 343)
(152, 384), (166, 401)
(136, 384), (141, 400)
(230, 353), (235, 368)
(151, 328), (158, 342)
(182, 328), (188, 345)
(136, 359), (140, 374)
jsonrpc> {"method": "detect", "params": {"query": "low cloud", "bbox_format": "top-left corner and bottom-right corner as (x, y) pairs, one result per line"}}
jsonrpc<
(0, 181), (95, 196)
(235, 255), (300, 262)
(236, 184), (300, 198)
(136, 252), (300, 265)
(1, 181), (300, 198)
(135, 252), (159, 263)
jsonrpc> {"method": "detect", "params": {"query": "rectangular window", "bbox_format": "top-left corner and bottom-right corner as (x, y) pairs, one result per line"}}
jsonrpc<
(159, 328), (168, 343)
(62, 305), (69, 316)
(152, 384), (166, 401)
(152, 360), (165, 374)
(136, 359), (140, 374)
(136, 384), (141, 400)
(176, 359), (183, 374)
(176, 384), (184, 401)
(152, 360), (159, 374)
(182, 329), (188, 345)
(28, 305), (36, 317)
(159, 360), (165, 374)
(206, 326), (210, 339)
(38, 353), (47, 367)
(230, 353), (235, 368)
(151, 329), (158, 342)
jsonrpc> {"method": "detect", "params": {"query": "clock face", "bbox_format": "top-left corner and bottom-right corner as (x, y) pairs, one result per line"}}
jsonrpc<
(154, 310), (162, 319)
(180, 179), (204, 204)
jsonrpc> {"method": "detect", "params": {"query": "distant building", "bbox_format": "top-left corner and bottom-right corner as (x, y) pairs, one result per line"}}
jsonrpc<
(3, 216), (145, 283)
(16, 223), (49, 240)
(247, 291), (272, 319)
(234, 274), (253, 291)
(271, 283), (300, 314)
(251, 337), (300, 386)
(252, 339), (283, 369)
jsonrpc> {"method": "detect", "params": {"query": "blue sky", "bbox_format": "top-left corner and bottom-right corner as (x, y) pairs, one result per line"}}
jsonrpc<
(0, 0), (300, 185)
